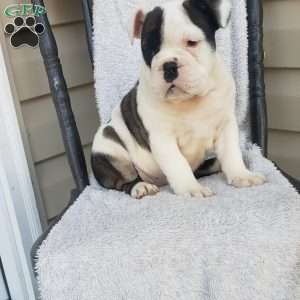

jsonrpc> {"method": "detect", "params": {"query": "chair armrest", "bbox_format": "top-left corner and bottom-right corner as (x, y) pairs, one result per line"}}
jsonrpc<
(31, 0), (90, 194)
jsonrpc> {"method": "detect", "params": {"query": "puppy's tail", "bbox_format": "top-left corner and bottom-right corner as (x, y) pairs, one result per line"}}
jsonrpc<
(194, 157), (221, 179)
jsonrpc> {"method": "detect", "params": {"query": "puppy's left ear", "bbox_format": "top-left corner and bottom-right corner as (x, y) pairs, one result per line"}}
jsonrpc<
(184, 0), (231, 29)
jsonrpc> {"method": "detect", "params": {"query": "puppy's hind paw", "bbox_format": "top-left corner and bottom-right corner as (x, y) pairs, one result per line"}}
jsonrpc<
(131, 182), (160, 199)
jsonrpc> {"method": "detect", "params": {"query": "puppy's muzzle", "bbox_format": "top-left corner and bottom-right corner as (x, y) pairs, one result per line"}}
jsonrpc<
(163, 61), (178, 83)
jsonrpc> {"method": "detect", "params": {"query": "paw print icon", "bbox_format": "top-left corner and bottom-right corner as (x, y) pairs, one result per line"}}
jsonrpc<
(4, 16), (45, 48)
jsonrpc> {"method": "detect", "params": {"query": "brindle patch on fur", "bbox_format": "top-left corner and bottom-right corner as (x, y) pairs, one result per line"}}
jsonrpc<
(121, 86), (150, 151)
(91, 153), (123, 189)
(103, 126), (126, 149)
(91, 152), (141, 194)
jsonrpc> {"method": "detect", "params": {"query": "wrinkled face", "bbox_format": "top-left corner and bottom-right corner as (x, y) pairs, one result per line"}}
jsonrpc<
(134, 0), (231, 100)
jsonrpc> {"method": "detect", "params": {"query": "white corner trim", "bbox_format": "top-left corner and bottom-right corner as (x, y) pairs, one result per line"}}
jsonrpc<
(0, 41), (42, 298)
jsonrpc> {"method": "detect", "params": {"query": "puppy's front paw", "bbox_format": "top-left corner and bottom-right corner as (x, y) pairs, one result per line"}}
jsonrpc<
(176, 183), (215, 198)
(230, 172), (266, 188)
(191, 185), (215, 198)
(131, 182), (160, 199)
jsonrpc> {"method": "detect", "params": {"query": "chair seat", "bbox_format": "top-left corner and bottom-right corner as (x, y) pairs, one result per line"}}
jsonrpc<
(36, 146), (300, 300)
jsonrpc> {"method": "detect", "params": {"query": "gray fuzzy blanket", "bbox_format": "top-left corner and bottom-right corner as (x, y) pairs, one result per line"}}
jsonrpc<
(37, 146), (300, 300)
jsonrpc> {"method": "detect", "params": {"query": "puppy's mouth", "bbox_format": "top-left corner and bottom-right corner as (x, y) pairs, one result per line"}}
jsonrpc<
(166, 84), (189, 97)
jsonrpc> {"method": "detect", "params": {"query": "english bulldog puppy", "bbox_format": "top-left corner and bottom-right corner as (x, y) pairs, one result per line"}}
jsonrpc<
(91, 0), (266, 199)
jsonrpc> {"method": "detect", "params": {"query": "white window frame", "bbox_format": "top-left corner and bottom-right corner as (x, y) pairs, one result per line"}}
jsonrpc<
(0, 40), (42, 299)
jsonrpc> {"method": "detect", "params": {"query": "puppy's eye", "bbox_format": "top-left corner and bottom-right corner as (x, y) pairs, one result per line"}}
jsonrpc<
(187, 40), (200, 47)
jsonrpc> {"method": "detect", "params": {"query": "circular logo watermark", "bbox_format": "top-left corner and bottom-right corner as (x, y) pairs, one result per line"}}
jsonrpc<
(3, 3), (46, 48)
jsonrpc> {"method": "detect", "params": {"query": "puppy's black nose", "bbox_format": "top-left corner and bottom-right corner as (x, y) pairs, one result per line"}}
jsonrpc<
(163, 61), (178, 83)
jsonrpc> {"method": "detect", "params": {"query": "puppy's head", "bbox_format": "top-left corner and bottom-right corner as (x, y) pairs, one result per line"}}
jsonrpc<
(132, 0), (231, 100)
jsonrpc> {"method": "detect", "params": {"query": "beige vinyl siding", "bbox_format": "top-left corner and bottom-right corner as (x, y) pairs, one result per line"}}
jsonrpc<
(0, 0), (98, 219)
(264, 0), (300, 179)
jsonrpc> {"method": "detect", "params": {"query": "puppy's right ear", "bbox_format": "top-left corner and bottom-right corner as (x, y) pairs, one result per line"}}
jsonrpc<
(131, 9), (145, 44)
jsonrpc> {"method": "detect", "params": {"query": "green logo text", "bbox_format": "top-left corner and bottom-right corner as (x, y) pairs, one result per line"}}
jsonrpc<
(4, 4), (46, 18)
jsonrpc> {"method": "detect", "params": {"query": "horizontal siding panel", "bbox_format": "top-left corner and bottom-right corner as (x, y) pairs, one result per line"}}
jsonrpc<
(269, 130), (300, 180)
(264, 30), (300, 68)
(264, 1), (300, 68)
(264, 1), (300, 181)
(44, 0), (83, 25)
(267, 95), (300, 132)
(265, 69), (300, 98)
(265, 69), (300, 132)
(0, 0), (83, 26)
(264, 1), (300, 31)
(6, 22), (93, 101)
(22, 84), (99, 163)
(36, 145), (92, 219)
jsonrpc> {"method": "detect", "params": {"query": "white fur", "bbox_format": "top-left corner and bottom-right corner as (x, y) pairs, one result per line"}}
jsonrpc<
(92, 1), (266, 198)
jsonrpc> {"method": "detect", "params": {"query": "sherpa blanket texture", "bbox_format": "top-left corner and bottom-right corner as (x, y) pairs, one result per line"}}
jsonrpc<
(37, 146), (300, 300)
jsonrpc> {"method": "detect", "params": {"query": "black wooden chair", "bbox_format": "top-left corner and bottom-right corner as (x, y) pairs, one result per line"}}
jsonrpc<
(31, 0), (300, 274)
